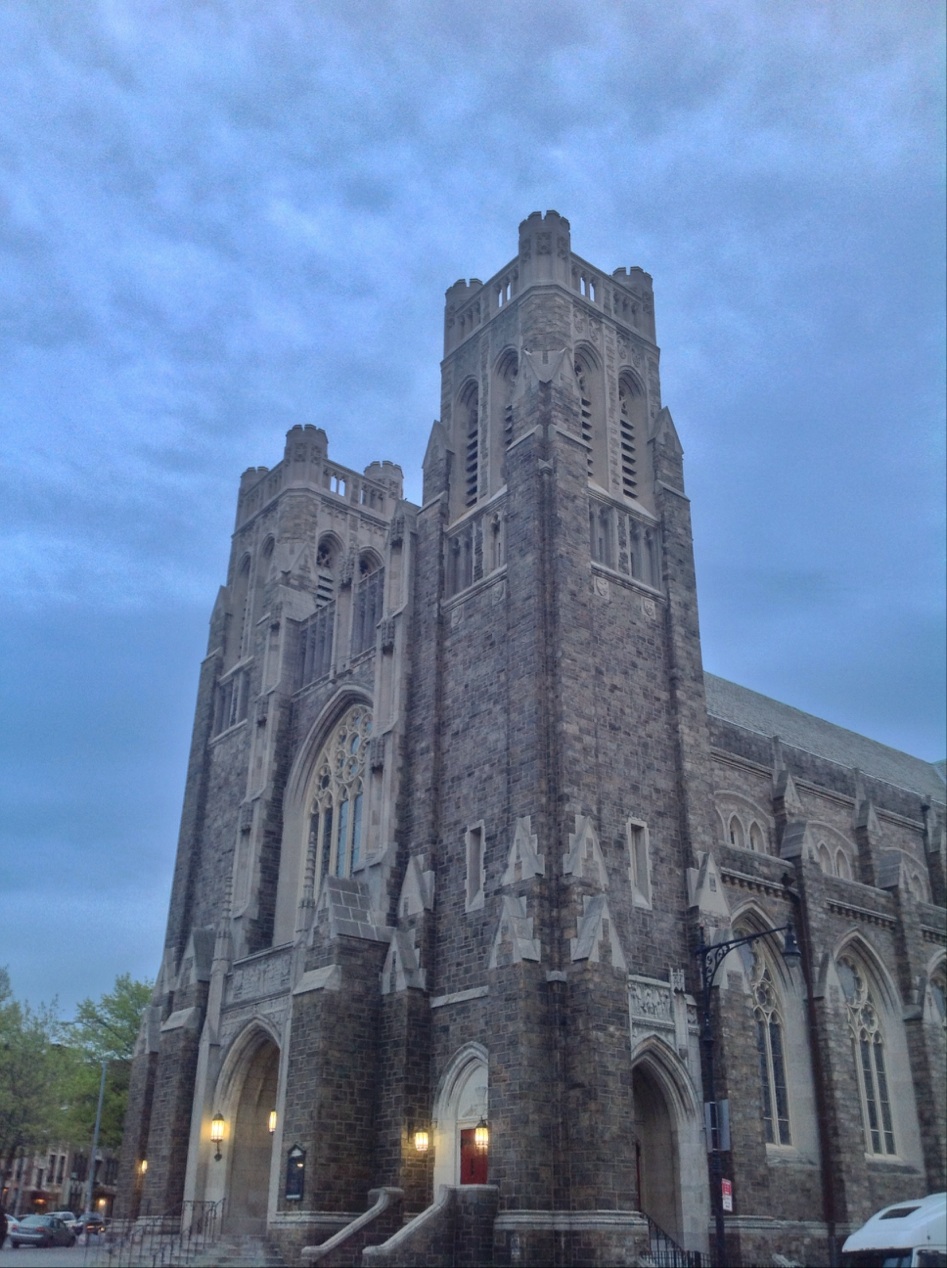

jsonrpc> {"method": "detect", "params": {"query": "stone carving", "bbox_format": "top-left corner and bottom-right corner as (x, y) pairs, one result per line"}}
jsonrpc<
(458, 1083), (488, 1121)
(227, 947), (293, 1005)
(571, 894), (627, 970)
(398, 853), (435, 918)
(369, 734), (387, 770)
(563, 815), (608, 889)
(629, 978), (673, 1023)
(501, 816), (545, 885)
(488, 895), (541, 968)
(381, 929), (425, 994)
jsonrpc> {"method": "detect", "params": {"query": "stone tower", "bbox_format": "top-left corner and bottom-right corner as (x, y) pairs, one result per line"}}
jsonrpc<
(118, 215), (946, 1268)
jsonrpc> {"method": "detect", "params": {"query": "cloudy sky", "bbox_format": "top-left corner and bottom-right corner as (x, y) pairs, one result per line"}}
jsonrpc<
(1, 1), (943, 1015)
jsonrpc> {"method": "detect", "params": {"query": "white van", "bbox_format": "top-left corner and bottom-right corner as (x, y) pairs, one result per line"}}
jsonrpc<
(841, 1193), (946, 1268)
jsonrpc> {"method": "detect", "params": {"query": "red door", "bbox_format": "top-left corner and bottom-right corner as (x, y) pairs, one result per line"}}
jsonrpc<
(459, 1128), (488, 1184)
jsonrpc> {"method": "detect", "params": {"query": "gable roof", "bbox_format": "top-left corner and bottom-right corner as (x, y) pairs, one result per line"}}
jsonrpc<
(704, 672), (945, 802)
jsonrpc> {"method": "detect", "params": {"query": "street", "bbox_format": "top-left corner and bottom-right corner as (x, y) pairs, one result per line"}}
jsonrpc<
(0, 1237), (107, 1268)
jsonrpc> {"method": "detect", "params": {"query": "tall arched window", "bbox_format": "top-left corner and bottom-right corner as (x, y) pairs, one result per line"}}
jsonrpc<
(226, 553), (252, 668)
(929, 963), (946, 1029)
(306, 706), (372, 893)
(316, 536), (338, 608)
(838, 955), (896, 1155)
(459, 381), (480, 508)
(351, 553), (384, 656)
(492, 349), (518, 488)
(739, 939), (791, 1145)
(574, 354), (595, 480)
(618, 374), (645, 500)
(254, 538), (275, 624)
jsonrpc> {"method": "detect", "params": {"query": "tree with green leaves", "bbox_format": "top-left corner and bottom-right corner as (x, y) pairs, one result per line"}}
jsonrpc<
(56, 974), (153, 1151)
(0, 968), (62, 1194)
(1, 969), (153, 1208)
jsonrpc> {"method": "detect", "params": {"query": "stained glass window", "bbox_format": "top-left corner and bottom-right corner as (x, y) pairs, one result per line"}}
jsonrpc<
(740, 942), (791, 1145)
(838, 956), (896, 1155)
(305, 705), (371, 894)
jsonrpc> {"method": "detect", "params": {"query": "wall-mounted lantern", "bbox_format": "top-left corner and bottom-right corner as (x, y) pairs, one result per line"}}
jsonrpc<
(210, 1113), (226, 1162)
(285, 1145), (306, 1201)
(268, 1110), (277, 1135)
(138, 1159), (148, 1176)
(474, 1116), (489, 1153)
(413, 1129), (430, 1154)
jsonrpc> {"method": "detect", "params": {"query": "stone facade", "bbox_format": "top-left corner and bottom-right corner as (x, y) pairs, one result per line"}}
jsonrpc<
(117, 213), (947, 1266)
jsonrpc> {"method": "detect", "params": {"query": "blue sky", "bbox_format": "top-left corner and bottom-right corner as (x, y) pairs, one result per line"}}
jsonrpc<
(1, 0), (944, 1015)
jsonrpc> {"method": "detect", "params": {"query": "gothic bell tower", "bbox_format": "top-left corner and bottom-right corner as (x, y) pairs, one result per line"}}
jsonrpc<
(405, 212), (717, 1262)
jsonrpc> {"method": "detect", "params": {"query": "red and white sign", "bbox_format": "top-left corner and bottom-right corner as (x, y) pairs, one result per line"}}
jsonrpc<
(721, 1179), (733, 1212)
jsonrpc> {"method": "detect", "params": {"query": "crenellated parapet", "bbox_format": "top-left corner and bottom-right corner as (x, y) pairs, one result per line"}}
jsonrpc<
(235, 424), (403, 528)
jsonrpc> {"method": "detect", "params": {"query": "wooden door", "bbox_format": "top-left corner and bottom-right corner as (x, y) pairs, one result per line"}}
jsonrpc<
(459, 1128), (488, 1184)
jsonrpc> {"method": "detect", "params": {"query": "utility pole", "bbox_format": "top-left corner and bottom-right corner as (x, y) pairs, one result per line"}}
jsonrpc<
(84, 1058), (107, 1217)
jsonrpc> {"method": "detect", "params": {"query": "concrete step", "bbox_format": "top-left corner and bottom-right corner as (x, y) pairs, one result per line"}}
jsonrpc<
(176, 1234), (288, 1267)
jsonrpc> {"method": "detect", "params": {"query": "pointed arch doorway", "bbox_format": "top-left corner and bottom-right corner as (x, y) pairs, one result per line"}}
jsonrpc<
(633, 1062), (683, 1246)
(433, 1045), (489, 1192)
(226, 1037), (280, 1235)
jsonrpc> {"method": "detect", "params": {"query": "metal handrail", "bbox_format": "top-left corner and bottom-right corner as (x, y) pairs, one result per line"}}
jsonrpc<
(91, 1199), (225, 1267)
(643, 1211), (707, 1268)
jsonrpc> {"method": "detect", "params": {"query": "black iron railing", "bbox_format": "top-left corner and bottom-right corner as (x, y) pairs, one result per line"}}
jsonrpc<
(91, 1199), (224, 1267)
(644, 1212), (707, 1268)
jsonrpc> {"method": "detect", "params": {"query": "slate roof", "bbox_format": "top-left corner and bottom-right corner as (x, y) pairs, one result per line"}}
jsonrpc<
(704, 672), (946, 802)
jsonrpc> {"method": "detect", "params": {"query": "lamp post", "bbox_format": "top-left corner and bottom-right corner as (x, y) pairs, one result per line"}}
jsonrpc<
(84, 1058), (107, 1218)
(694, 923), (800, 1268)
(64, 1013), (129, 1220)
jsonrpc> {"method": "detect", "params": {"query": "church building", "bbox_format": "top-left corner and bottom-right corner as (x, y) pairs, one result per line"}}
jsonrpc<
(117, 213), (946, 1267)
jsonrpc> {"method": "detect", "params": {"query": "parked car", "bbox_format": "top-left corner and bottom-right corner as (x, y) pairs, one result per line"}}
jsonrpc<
(75, 1210), (107, 1235)
(2, 1212), (21, 1241)
(9, 1213), (77, 1248)
(49, 1210), (79, 1228)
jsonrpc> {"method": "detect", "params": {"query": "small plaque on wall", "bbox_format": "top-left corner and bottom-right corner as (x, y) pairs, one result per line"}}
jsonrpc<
(285, 1145), (306, 1201)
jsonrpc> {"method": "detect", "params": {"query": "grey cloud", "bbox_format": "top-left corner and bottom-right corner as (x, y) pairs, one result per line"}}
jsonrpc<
(0, 0), (941, 1010)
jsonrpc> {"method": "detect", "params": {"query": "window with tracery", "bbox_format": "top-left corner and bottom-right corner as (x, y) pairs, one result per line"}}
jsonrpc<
(316, 538), (337, 607)
(618, 378), (641, 499)
(929, 965), (946, 1028)
(460, 382), (480, 507)
(352, 555), (384, 656)
(574, 356), (595, 479)
(838, 956), (896, 1155)
(739, 941), (791, 1145)
(306, 706), (372, 893)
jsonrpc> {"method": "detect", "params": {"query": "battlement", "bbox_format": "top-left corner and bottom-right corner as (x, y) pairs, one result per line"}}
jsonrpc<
(234, 425), (403, 529)
(443, 211), (656, 352)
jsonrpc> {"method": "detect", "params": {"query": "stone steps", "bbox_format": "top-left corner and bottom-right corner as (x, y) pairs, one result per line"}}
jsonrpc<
(174, 1234), (288, 1267)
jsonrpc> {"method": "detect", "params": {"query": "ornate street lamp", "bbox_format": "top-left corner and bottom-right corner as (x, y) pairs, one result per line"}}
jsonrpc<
(695, 923), (800, 1267)
(210, 1114), (226, 1162)
(474, 1116), (489, 1154)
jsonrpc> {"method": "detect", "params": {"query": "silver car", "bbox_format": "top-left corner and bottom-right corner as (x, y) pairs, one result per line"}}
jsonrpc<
(9, 1213), (77, 1248)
